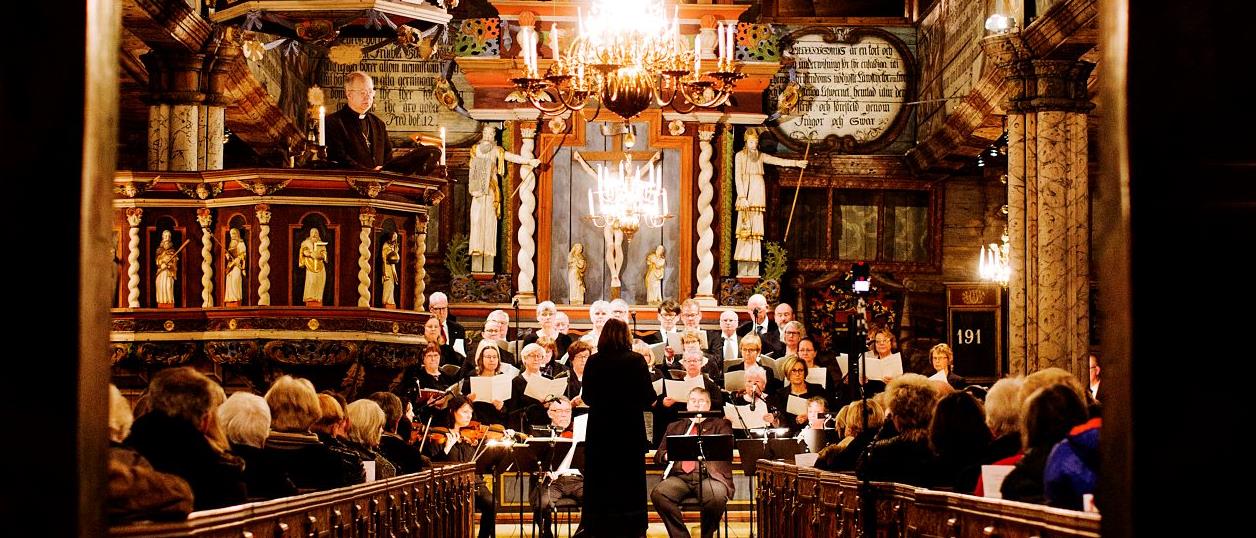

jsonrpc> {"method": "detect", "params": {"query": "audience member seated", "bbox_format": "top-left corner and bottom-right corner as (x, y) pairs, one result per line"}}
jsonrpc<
(928, 391), (992, 492)
(983, 377), (1026, 466)
(344, 399), (398, 480)
(310, 392), (367, 485)
(816, 399), (884, 472)
(856, 374), (939, 487)
(1044, 415), (1101, 510)
(1000, 383), (1088, 504)
(107, 383), (193, 523)
(368, 391), (426, 475)
(125, 367), (247, 510)
(651, 387), (734, 538)
(218, 391), (299, 500)
(263, 375), (360, 491)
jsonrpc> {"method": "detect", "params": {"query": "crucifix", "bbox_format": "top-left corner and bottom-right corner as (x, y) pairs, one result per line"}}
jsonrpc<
(575, 122), (662, 296)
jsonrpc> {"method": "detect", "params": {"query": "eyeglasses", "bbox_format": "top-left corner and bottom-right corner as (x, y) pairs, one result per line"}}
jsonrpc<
(874, 339), (892, 344)
(789, 368), (807, 374)
(784, 330), (801, 336)
(347, 88), (376, 96)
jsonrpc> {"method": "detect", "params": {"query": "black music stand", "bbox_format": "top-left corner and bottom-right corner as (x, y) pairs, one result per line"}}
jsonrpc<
(736, 437), (805, 538)
(514, 438), (584, 538)
(800, 428), (842, 455)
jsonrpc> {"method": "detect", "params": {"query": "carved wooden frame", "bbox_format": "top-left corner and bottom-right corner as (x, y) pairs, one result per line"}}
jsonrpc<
(768, 26), (917, 154)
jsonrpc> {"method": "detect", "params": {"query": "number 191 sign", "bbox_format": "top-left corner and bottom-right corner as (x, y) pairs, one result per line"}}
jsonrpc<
(945, 283), (1004, 384)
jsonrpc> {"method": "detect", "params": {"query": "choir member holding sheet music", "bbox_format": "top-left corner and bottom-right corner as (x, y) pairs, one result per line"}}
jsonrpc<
(725, 333), (780, 393)
(464, 341), (510, 426)
(428, 292), (467, 356)
(563, 340), (594, 410)
(523, 301), (573, 360)
(795, 337), (847, 409)
(771, 357), (827, 434)
(512, 343), (563, 431)
(653, 349), (723, 447)
(707, 309), (741, 364)
(641, 300), (682, 345)
(676, 299), (708, 352)
(402, 344), (459, 424)
(855, 327), (905, 396)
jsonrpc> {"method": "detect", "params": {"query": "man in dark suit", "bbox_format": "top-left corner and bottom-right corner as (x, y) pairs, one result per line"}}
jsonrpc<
(641, 299), (682, 345)
(736, 294), (784, 357)
(706, 309), (741, 364)
(429, 292), (467, 355)
(325, 71), (391, 170)
(651, 387), (734, 538)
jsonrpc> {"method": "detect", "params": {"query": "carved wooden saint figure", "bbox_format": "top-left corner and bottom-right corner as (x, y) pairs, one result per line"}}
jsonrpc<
(567, 242), (587, 305)
(154, 230), (178, 307)
(468, 124), (540, 274)
(223, 228), (247, 306)
(733, 130), (807, 277)
(644, 245), (666, 305)
(380, 231), (400, 308)
(299, 228), (329, 306)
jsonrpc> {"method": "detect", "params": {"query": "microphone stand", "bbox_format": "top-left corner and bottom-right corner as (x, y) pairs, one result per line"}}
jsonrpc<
(849, 293), (877, 536)
(511, 298), (521, 365)
(630, 311), (638, 339)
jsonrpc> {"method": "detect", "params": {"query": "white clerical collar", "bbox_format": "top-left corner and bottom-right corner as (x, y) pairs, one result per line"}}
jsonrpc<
(358, 113), (367, 120)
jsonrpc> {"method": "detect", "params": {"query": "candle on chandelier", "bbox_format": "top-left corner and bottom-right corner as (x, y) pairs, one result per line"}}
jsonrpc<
(726, 22), (735, 63)
(318, 105), (325, 146)
(550, 23), (559, 62)
(694, 36), (701, 75)
(439, 127), (446, 166)
(716, 23), (724, 63)
(588, 189), (595, 216)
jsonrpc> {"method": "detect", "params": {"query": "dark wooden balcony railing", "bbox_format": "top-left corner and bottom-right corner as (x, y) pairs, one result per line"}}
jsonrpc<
(756, 461), (1100, 538)
(109, 463), (475, 538)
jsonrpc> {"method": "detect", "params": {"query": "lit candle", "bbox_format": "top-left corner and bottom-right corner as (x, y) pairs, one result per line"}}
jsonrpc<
(727, 22), (735, 63)
(716, 23), (724, 63)
(318, 105), (325, 146)
(588, 189), (595, 215)
(577, 8), (584, 37)
(661, 182), (668, 214)
(439, 126), (446, 166)
(694, 35), (701, 75)
(550, 23), (559, 62)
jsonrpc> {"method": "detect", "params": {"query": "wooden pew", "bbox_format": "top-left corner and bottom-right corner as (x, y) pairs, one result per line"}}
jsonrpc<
(110, 463), (476, 537)
(755, 461), (1100, 538)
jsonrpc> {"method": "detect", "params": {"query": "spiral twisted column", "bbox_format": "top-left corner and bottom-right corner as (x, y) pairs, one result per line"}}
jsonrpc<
(125, 208), (143, 307)
(358, 208), (377, 307)
(413, 215), (429, 311)
(254, 204), (272, 305)
(694, 124), (718, 306)
(196, 208), (214, 307)
(514, 122), (538, 305)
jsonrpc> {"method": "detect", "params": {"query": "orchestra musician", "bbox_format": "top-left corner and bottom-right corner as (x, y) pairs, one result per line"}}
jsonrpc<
(530, 397), (584, 538)
(424, 394), (498, 538)
(651, 387), (735, 538)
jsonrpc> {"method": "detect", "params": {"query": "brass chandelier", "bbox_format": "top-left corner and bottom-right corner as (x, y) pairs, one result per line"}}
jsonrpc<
(510, 0), (745, 122)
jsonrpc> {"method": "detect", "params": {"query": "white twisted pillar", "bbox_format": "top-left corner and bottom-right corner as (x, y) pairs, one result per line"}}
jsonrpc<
(254, 204), (272, 305)
(413, 215), (429, 311)
(358, 208), (376, 307)
(694, 124), (718, 305)
(125, 208), (143, 307)
(514, 122), (538, 305)
(196, 208), (214, 307)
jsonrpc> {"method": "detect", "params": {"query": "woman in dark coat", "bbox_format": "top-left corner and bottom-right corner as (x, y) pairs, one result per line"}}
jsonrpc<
(578, 318), (656, 538)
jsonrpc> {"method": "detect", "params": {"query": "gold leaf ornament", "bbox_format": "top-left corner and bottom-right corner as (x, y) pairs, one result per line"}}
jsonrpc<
(328, 44), (363, 65)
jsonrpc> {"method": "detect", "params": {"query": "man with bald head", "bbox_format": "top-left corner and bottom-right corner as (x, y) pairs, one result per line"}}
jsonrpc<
(428, 292), (466, 355)
(737, 294), (783, 356)
(325, 71), (390, 170)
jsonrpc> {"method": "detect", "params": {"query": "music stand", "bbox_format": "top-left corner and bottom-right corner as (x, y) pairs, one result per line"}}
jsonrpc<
(800, 428), (842, 454)
(665, 432), (734, 509)
(736, 436), (805, 538)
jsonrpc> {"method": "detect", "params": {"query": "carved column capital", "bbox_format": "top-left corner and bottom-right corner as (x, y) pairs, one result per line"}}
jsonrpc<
(141, 51), (207, 105)
(254, 204), (272, 224)
(519, 122), (538, 138)
(980, 32), (1031, 70)
(196, 207), (213, 228)
(359, 207), (377, 228)
(1006, 59), (1096, 114)
(125, 208), (144, 227)
(698, 124), (717, 140)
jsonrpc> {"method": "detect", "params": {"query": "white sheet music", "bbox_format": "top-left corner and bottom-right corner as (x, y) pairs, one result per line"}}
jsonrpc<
(469, 375), (513, 402)
(572, 414), (589, 442)
(723, 403), (770, 429)
(525, 376), (568, 402)
(981, 465), (1015, 498)
(724, 370), (746, 392)
(806, 367), (828, 388)
(928, 370), (947, 382)
(653, 378), (665, 397)
(863, 354), (904, 380)
(664, 377), (705, 401)
(787, 395), (809, 416)
(452, 338), (466, 356)
(834, 354), (849, 377)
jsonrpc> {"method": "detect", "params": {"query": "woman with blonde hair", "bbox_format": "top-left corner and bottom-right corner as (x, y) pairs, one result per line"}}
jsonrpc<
(263, 375), (359, 491)
(928, 343), (968, 390)
(344, 399), (397, 480)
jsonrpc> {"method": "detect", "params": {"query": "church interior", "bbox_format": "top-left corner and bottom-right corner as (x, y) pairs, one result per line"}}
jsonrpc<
(4, 0), (1250, 536)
